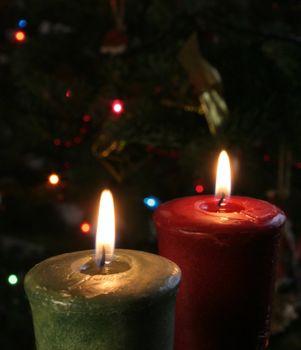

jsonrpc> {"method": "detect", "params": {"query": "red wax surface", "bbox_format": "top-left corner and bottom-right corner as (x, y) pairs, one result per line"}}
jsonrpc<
(154, 195), (286, 350)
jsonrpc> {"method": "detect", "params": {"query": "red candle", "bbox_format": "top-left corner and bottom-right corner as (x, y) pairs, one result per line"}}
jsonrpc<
(154, 151), (286, 350)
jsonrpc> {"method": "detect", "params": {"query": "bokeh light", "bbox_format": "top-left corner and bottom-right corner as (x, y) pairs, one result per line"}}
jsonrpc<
(18, 19), (28, 28)
(143, 196), (160, 209)
(195, 184), (204, 193)
(80, 222), (91, 234)
(263, 154), (270, 162)
(65, 89), (72, 98)
(112, 100), (124, 116)
(48, 173), (60, 186)
(8, 274), (18, 285)
(53, 138), (61, 146)
(15, 31), (26, 42)
(83, 114), (92, 122)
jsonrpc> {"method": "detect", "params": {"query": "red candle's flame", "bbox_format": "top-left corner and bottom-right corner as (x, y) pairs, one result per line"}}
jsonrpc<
(215, 150), (231, 197)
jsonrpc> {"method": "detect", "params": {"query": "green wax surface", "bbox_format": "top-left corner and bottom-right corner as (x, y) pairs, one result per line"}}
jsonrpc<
(25, 249), (181, 350)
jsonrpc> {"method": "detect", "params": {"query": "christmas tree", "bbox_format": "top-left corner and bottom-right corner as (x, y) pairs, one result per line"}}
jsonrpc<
(0, 0), (300, 348)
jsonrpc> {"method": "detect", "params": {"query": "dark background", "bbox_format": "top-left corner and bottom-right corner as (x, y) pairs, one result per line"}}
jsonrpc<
(0, 0), (301, 348)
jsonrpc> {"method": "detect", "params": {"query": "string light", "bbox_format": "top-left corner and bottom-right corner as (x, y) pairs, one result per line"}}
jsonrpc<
(15, 30), (26, 43)
(80, 222), (91, 234)
(263, 154), (270, 162)
(48, 173), (60, 186)
(112, 100), (124, 116)
(195, 184), (204, 193)
(65, 89), (72, 98)
(8, 274), (18, 285)
(18, 19), (28, 28)
(83, 114), (92, 122)
(53, 138), (61, 146)
(143, 196), (160, 209)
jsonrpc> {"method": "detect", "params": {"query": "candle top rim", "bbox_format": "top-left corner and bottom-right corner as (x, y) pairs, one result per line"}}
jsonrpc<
(154, 195), (286, 234)
(24, 249), (181, 307)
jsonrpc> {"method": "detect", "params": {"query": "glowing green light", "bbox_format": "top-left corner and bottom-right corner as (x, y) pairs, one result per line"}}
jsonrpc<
(8, 274), (18, 285)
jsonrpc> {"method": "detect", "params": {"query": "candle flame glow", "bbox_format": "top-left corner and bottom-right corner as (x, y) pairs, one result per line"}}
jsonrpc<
(215, 150), (231, 197)
(95, 190), (115, 266)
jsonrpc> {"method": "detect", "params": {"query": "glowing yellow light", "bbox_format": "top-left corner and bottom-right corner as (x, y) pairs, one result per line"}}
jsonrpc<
(215, 150), (231, 197)
(80, 222), (91, 234)
(48, 173), (60, 185)
(95, 190), (115, 266)
(15, 31), (26, 42)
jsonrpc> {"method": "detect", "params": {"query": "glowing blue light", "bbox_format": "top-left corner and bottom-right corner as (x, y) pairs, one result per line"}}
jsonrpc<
(143, 196), (160, 209)
(18, 19), (27, 28)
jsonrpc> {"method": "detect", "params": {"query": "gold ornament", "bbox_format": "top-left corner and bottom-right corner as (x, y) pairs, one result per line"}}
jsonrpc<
(177, 32), (229, 135)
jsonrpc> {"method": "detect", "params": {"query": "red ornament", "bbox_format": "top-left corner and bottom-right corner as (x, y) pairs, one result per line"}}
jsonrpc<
(100, 28), (128, 55)
(112, 99), (124, 116)
(100, 0), (127, 55)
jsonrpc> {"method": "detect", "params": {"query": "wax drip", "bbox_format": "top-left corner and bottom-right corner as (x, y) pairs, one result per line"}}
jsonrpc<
(218, 192), (225, 207)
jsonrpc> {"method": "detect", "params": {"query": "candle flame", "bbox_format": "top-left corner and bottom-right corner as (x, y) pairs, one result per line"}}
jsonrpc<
(215, 150), (231, 197)
(95, 190), (115, 266)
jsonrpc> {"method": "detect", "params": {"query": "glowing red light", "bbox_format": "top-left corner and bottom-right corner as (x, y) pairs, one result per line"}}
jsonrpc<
(53, 138), (61, 146)
(83, 114), (92, 122)
(65, 89), (72, 98)
(81, 222), (91, 234)
(263, 154), (270, 162)
(195, 184), (204, 193)
(15, 31), (26, 42)
(112, 100), (124, 116)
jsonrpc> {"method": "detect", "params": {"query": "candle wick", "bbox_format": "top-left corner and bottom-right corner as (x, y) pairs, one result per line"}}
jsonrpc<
(218, 192), (225, 207)
(99, 246), (106, 268)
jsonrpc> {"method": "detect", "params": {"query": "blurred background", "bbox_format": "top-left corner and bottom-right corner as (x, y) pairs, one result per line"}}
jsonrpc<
(0, 0), (301, 348)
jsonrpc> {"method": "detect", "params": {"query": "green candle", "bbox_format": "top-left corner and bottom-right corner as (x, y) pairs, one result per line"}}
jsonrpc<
(25, 190), (181, 350)
(25, 249), (180, 350)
